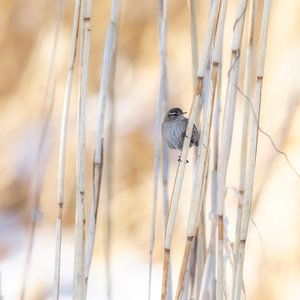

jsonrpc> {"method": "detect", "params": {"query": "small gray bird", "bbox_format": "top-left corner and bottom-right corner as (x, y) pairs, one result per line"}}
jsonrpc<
(161, 108), (200, 151)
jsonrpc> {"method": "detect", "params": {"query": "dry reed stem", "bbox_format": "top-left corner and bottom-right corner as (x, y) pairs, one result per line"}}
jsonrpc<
(216, 0), (248, 298)
(199, 240), (214, 300)
(188, 1), (201, 295)
(188, 236), (198, 299)
(189, 2), (206, 294)
(148, 1), (168, 299)
(189, 155), (209, 300)
(53, 1), (81, 299)
(161, 2), (221, 298)
(176, 0), (225, 297)
(231, 0), (256, 296)
(85, 0), (120, 290)
(175, 237), (193, 300)
(104, 52), (117, 300)
(161, 249), (171, 300)
(207, 37), (224, 300)
(20, 1), (66, 299)
(198, 152), (219, 299)
(232, 1), (272, 299)
(73, 0), (93, 298)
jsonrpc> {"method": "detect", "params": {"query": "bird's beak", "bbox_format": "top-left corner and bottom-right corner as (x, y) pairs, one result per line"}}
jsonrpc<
(183, 112), (188, 114)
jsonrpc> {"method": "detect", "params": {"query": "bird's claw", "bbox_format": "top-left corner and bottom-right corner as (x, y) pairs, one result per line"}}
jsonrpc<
(178, 156), (189, 163)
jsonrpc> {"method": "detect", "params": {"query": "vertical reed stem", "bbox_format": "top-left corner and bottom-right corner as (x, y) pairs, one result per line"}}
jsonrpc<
(148, 1), (168, 299)
(232, 0), (256, 297)
(216, 0), (248, 298)
(233, 1), (272, 298)
(73, 0), (93, 298)
(85, 0), (120, 292)
(165, 2), (221, 299)
(54, 1), (81, 299)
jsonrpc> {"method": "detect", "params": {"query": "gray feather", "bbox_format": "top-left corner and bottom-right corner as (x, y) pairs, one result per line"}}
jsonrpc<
(161, 116), (200, 150)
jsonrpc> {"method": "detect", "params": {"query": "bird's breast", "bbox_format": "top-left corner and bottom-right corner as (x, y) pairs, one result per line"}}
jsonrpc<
(161, 120), (186, 150)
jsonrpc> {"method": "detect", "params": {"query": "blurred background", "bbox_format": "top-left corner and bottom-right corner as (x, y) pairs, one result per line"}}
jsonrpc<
(0, 0), (300, 299)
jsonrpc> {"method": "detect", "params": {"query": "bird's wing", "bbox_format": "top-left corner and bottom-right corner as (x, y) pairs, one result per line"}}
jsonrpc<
(192, 124), (200, 146)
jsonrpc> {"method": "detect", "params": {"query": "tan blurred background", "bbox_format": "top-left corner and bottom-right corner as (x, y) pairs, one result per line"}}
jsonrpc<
(0, 0), (300, 299)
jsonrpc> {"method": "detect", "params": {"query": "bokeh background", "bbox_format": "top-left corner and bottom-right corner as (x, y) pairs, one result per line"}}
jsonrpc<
(0, 0), (300, 299)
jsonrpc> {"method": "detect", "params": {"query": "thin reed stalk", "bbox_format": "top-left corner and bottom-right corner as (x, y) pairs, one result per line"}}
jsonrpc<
(188, 2), (207, 295)
(148, 0), (168, 299)
(20, 1), (66, 299)
(207, 30), (224, 300)
(160, 2), (221, 299)
(162, 145), (172, 300)
(231, 0), (256, 296)
(216, 0), (248, 298)
(85, 0), (120, 291)
(53, 0), (81, 298)
(232, 1), (272, 299)
(73, 0), (93, 298)
(190, 154), (209, 300)
(104, 52), (117, 300)
(188, 1), (201, 295)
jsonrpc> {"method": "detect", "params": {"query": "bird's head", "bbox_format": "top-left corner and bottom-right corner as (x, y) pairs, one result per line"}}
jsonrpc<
(165, 108), (187, 121)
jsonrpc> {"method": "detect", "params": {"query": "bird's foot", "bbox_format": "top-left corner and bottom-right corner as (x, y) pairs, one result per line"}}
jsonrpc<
(178, 156), (189, 163)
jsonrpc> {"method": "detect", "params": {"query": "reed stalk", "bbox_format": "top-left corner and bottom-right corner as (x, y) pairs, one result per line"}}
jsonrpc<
(85, 0), (120, 293)
(199, 240), (214, 300)
(188, 2), (201, 295)
(232, 1), (272, 299)
(188, 2), (205, 296)
(231, 0), (256, 297)
(207, 28), (224, 300)
(160, 2), (221, 299)
(149, 0), (168, 299)
(73, 0), (93, 298)
(175, 1), (228, 298)
(190, 153), (209, 300)
(160, 1), (171, 296)
(53, 1), (81, 299)
(216, 0), (248, 298)
(104, 52), (117, 300)
(20, 1), (66, 299)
